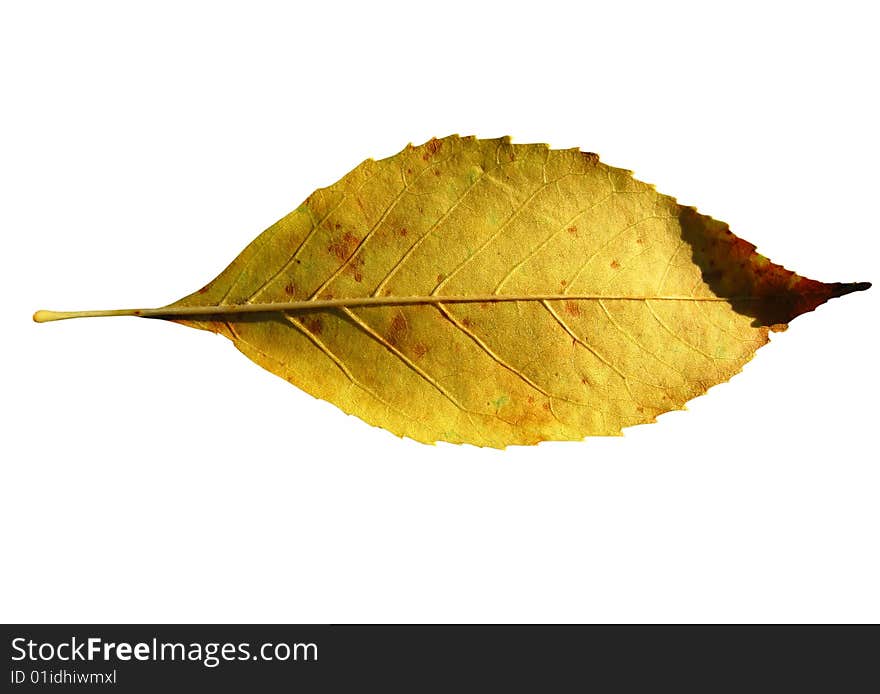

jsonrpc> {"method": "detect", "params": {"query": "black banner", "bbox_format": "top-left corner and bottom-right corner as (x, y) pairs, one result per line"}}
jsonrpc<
(2, 625), (876, 691)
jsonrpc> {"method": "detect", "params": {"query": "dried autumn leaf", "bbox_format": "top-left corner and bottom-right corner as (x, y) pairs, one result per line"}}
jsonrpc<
(35, 135), (869, 447)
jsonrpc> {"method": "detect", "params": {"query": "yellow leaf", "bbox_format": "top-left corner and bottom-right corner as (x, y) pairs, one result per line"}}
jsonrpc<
(34, 135), (870, 447)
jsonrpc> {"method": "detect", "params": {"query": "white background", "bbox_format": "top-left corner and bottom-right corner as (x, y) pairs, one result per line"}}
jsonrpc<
(2, 1), (877, 623)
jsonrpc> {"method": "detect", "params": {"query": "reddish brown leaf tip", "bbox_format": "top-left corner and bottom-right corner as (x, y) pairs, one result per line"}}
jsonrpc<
(678, 207), (868, 327)
(828, 281), (871, 298)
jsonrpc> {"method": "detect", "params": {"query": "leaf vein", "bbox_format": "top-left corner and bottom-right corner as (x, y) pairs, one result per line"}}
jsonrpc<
(371, 157), (526, 296)
(244, 168), (380, 304)
(540, 299), (645, 409)
(340, 307), (482, 419)
(493, 189), (615, 293)
(436, 303), (586, 410)
(283, 315), (417, 423)
(310, 148), (459, 299)
(433, 174), (574, 295)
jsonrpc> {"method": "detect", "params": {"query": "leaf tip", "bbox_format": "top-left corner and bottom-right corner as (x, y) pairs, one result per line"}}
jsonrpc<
(829, 281), (871, 298)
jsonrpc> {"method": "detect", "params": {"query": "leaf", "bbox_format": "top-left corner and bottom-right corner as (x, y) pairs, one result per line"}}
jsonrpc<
(34, 135), (870, 447)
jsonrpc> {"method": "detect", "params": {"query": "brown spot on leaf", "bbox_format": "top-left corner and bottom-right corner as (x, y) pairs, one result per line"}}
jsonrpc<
(284, 282), (296, 296)
(567, 226), (578, 237)
(412, 343), (428, 359)
(580, 151), (599, 164)
(422, 137), (442, 160)
(303, 316), (323, 335)
(461, 317), (474, 328)
(399, 227), (408, 237)
(610, 259), (620, 270)
(387, 311), (408, 346)
(343, 255), (366, 283)
(328, 232), (360, 261)
(564, 301), (581, 316)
